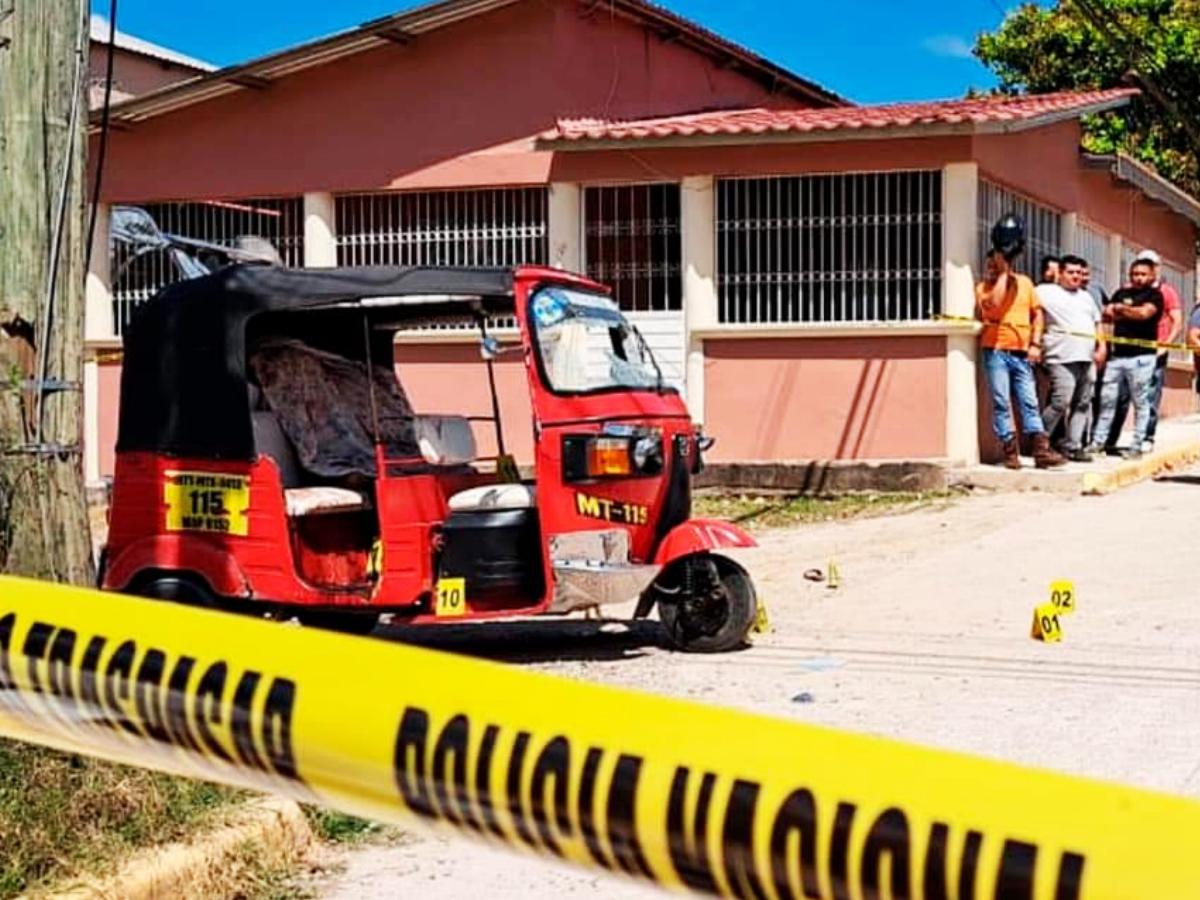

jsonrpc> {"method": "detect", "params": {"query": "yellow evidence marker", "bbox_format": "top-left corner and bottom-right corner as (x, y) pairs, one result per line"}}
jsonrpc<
(750, 598), (771, 635)
(434, 577), (467, 617)
(1031, 602), (1063, 643)
(1050, 579), (1076, 615)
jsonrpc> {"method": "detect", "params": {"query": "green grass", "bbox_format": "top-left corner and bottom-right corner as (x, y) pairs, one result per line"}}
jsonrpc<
(693, 489), (965, 530)
(0, 739), (240, 898)
(302, 807), (388, 845)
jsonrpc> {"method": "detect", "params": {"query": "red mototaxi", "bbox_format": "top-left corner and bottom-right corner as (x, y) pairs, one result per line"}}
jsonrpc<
(101, 264), (758, 651)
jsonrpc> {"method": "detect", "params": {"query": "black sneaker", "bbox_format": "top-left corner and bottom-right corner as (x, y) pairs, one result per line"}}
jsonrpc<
(1069, 448), (1094, 462)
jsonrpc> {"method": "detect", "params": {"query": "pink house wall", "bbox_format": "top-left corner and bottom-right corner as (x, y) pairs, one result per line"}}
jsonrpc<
(96, 0), (808, 202)
(98, 362), (122, 478)
(703, 336), (947, 461)
(1162, 368), (1197, 419)
(394, 344), (536, 462)
(973, 121), (1195, 269)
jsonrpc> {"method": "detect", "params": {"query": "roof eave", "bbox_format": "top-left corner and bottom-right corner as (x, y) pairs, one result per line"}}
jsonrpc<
(535, 94), (1135, 152)
(536, 120), (977, 151)
(1086, 153), (1200, 227)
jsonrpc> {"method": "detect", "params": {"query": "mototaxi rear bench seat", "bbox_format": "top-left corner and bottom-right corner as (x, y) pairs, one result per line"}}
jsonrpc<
(251, 409), (371, 516)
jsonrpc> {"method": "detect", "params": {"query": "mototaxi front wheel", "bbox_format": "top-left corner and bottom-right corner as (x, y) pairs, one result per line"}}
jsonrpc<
(655, 554), (756, 653)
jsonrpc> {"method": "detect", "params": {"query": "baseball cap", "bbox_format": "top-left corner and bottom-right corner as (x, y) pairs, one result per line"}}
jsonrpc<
(1134, 248), (1162, 265)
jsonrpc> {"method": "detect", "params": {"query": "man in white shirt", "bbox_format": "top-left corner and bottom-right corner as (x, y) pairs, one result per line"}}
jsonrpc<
(1036, 254), (1106, 461)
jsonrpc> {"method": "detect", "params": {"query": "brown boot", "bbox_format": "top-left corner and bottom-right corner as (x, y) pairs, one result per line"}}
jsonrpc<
(1032, 433), (1066, 469)
(1002, 437), (1021, 469)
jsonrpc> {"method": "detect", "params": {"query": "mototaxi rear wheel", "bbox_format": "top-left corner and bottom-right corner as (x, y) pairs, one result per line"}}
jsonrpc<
(130, 572), (219, 610)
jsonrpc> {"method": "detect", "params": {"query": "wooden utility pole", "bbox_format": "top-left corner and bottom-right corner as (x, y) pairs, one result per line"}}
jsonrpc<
(0, 0), (94, 584)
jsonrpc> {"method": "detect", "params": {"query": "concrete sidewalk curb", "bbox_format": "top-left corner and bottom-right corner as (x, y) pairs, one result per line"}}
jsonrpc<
(1082, 440), (1200, 495)
(44, 797), (312, 900)
(696, 459), (950, 493)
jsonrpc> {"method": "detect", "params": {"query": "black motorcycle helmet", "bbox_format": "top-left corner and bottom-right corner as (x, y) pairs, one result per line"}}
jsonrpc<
(990, 213), (1026, 261)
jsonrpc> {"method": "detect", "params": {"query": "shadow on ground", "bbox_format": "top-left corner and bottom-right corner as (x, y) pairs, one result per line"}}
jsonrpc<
(1154, 475), (1200, 486)
(371, 617), (671, 663)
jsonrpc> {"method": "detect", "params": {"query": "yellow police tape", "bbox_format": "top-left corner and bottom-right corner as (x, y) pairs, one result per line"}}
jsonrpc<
(935, 313), (1194, 354)
(0, 574), (1198, 899)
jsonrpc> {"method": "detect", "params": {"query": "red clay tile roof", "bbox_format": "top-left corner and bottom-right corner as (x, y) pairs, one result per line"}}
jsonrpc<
(543, 88), (1138, 144)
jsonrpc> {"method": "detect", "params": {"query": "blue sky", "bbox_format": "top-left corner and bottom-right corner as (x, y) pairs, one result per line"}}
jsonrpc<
(92, 0), (1013, 103)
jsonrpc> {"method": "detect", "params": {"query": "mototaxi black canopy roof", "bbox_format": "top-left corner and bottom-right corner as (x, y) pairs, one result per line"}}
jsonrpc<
(117, 264), (517, 461)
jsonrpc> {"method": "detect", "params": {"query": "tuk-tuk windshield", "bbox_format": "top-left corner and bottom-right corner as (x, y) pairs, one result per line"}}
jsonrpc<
(530, 286), (663, 394)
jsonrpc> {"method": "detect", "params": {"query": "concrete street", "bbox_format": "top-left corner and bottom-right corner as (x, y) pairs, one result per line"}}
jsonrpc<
(317, 469), (1200, 897)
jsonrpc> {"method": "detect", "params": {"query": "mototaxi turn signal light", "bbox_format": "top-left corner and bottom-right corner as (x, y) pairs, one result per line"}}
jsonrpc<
(587, 437), (632, 477)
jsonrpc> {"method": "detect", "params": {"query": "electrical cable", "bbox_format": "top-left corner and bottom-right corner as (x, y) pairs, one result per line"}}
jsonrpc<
(601, 0), (620, 120)
(34, 0), (88, 447)
(85, 0), (118, 275)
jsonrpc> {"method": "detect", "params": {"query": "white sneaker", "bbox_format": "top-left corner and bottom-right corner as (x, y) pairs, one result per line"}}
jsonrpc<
(1141, 440), (1155, 453)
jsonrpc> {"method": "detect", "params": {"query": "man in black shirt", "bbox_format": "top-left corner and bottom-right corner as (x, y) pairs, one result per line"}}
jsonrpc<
(1088, 260), (1163, 459)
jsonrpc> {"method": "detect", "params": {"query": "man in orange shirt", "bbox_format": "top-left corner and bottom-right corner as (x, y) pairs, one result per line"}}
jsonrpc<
(976, 248), (1066, 469)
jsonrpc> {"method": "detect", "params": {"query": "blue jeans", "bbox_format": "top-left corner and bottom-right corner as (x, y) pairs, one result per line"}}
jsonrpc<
(1104, 353), (1167, 446)
(1147, 353), (1168, 440)
(983, 349), (1046, 443)
(1092, 355), (1156, 449)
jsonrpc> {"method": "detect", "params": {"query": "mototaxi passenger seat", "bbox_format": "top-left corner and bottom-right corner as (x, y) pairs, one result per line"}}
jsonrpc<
(447, 483), (536, 512)
(416, 415), (536, 511)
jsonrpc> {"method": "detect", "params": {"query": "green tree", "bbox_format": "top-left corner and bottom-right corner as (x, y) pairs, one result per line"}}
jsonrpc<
(975, 0), (1200, 196)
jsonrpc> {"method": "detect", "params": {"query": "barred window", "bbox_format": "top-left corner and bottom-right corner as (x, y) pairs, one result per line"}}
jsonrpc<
(1120, 243), (1137, 284)
(110, 197), (304, 335)
(584, 184), (682, 312)
(1073, 220), (1111, 293)
(335, 188), (548, 268)
(977, 180), (1061, 277)
(716, 171), (942, 324)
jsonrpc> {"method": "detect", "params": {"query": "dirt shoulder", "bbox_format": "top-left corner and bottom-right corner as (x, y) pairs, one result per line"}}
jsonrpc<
(312, 471), (1200, 898)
